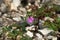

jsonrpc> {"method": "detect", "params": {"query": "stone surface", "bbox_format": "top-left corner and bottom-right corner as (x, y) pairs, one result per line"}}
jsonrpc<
(25, 31), (33, 37)
(13, 17), (21, 22)
(0, 0), (59, 40)
(0, 3), (7, 12)
(52, 37), (57, 40)
(26, 25), (35, 31)
(13, 0), (21, 7)
(52, 0), (60, 5)
(18, 7), (27, 17)
(57, 14), (60, 18)
(36, 33), (43, 40)
(38, 28), (53, 36)
(0, 18), (3, 27)
(0, 12), (2, 16)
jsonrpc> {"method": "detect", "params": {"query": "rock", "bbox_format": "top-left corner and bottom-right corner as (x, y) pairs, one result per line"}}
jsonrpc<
(7, 12), (12, 19)
(2, 18), (13, 26)
(13, 0), (21, 7)
(33, 37), (44, 40)
(49, 18), (54, 22)
(0, 0), (3, 4)
(16, 35), (22, 40)
(0, 18), (2, 22)
(11, 11), (21, 18)
(44, 17), (54, 22)
(4, 0), (12, 11)
(37, 0), (40, 3)
(6, 18), (14, 25)
(36, 33), (43, 40)
(5, 37), (12, 40)
(3, 14), (8, 17)
(10, 0), (21, 11)
(57, 14), (60, 18)
(47, 36), (53, 40)
(28, 3), (31, 6)
(4, 0), (12, 6)
(5, 32), (9, 36)
(2, 13), (8, 19)
(33, 37), (38, 40)
(0, 3), (7, 12)
(42, 0), (51, 3)
(26, 25), (35, 31)
(38, 4), (43, 8)
(52, 36), (57, 40)
(35, 0), (40, 7)
(2, 20), (9, 26)
(10, 11), (16, 17)
(10, 3), (18, 11)
(44, 17), (50, 21)
(0, 18), (3, 37)
(0, 18), (3, 27)
(29, 0), (35, 4)
(38, 20), (45, 29)
(38, 28), (53, 36)
(12, 27), (17, 30)
(0, 12), (2, 16)
(27, 8), (32, 12)
(25, 31), (33, 37)
(0, 37), (3, 40)
(13, 17), (21, 22)
(0, 22), (3, 27)
(52, 0), (60, 5)
(18, 7), (27, 17)
(0, 22), (2, 26)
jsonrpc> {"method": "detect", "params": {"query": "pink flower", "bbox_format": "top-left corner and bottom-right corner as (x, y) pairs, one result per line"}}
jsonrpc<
(27, 16), (34, 24)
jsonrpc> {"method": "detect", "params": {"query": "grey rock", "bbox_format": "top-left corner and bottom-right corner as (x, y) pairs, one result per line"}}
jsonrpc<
(0, 18), (2, 22)
(57, 14), (60, 18)
(0, 12), (2, 16)
(0, 3), (7, 12)
(38, 20), (45, 29)
(47, 36), (53, 40)
(0, 0), (3, 4)
(12, 17), (21, 22)
(0, 22), (3, 27)
(35, 33), (43, 40)
(18, 7), (27, 17)
(12, 0), (21, 7)
(11, 11), (21, 17)
(52, 0), (60, 5)
(0, 18), (3, 27)
(41, 0), (51, 3)
(38, 28), (53, 36)
(2, 18), (14, 26)
(3, 14), (8, 17)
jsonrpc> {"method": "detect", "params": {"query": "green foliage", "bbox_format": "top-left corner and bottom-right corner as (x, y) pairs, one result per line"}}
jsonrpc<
(3, 26), (12, 32)
(21, 36), (32, 40)
(49, 22), (58, 31)
(35, 6), (45, 17)
(53, 5), (60, 11)
(2, 23), (26, 38)
(44, 17), (60, 31)
(55, 17), (60, 28)
(20, 22), (28, 32)
(26, 3), (60, 31)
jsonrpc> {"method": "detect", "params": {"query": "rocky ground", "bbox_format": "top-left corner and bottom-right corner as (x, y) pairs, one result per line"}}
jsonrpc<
(0, 0), (60, 40)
